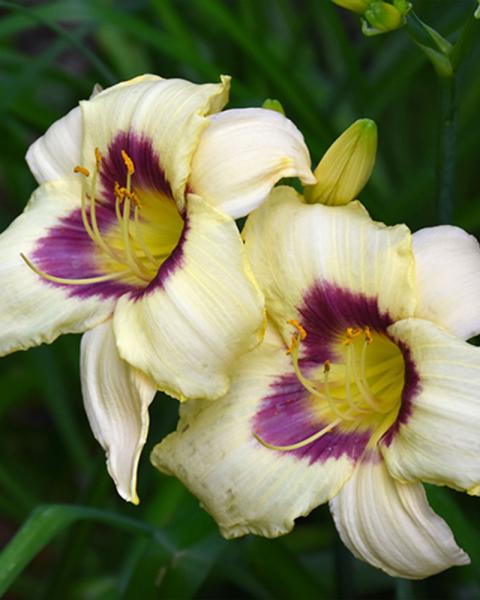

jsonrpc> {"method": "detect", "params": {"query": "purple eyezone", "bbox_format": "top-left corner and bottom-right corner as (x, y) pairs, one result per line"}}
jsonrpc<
(254, 373), (372, 464)
(381, 342), (421, 447)
(299, 281), (393, 363)
(99, 131), (172, 206)
(31, 131), (187, 300)
(253, 281), (420, 463)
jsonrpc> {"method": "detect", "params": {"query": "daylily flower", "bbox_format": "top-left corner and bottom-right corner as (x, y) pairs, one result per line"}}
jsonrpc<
(0, 74), (315, 503)
(152, 184), (480, 579)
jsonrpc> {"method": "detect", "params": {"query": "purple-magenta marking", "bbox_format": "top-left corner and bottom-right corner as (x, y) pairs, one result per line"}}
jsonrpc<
(139, 216), (190, 297)
(32, 131), (186, 300)
(32, 204), (134, 300)
(299, 281), (393, 363)
(381, 342), (421, 446)
(100, 131), (171, 204)
(254, 373), (371, 464)
(253, 281), (418, 463)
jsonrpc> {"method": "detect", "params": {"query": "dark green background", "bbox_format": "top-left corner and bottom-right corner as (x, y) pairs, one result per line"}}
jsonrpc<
(0, 0), (479, 598)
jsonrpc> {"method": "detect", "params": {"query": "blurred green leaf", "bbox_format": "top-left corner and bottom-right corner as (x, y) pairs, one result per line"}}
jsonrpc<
(0, 504), (175, 596)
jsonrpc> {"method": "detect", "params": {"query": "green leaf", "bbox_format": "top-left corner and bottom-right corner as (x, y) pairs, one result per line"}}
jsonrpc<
(426, 486), (480, 582)
(0, 504), (175, 596)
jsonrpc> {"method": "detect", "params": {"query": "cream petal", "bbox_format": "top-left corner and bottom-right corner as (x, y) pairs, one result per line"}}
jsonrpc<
(113, 194), (265, 401)
(80, 74), (230, 209)
(330, 451), (469, 579)
(243, 186), (416, 347)
(413, 225), (480, 340)
(151, 337), (356, 539)
(81, 320), (156, 504)
(26, 106), (82, 184)
(189, 108), (315, 218)
(0, 179), (117, 356)
(382, 318), (480, 493)
(24, 78), (161, 186)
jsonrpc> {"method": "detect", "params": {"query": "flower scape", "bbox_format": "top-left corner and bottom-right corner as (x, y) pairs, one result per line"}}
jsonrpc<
(2, 74), (480, 581)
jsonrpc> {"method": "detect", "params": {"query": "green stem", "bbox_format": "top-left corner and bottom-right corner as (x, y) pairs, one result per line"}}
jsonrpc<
(437, 75), (457, 224)
(395, 577), (414, 599)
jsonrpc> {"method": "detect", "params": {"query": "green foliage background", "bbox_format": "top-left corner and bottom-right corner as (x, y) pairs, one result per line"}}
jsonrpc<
(0, 0), (479, 598)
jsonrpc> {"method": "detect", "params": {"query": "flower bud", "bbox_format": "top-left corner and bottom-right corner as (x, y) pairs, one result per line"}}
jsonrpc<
(331, 0), (372, 14)
(304, 119), (377, 206)
(262, 98), (286, 115)
(363, 2), (403, 34)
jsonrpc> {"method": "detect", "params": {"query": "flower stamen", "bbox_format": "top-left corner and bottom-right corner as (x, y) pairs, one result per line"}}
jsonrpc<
(73, 165), (90, 177)
(20, 253), (130, 285)
(24, 147), (177, 288)
(254, 417), (342, 451)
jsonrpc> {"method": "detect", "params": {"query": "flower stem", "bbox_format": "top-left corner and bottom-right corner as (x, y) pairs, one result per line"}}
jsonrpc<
(437, 74), (457, 225)
(395, 577), (414, 599)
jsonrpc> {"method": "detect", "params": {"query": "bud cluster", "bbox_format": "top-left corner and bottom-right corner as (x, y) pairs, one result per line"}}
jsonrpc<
(332, 0), (411, 36)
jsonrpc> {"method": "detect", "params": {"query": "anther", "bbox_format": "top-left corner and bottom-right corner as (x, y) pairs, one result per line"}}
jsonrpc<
(121, 149), (135, 176)
(323, 360), (331, 373)
(287, 319), (307, 340)
(95, 148), (103, 170)
(364, 326), (373, 344)
(73, 166), (90, 177)
(343, 326), (361, 345)
(286, 319), (307, 354)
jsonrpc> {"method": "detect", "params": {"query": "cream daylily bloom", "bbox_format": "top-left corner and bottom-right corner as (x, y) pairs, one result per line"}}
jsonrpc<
(0, 74), (315, 503)
(152, 186), (480, 579)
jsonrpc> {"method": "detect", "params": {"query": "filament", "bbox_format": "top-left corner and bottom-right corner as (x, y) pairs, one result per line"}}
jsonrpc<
(27, 148), (176, 290)
(254, 418), (341, 451)
(21, 253), (130, 285)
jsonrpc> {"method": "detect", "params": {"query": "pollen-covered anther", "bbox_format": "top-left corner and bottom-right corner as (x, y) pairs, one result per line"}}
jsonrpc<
(286, 319), (307, 354)
(73, 166), (90, 177)
(95, 147), (103, 170)
(364, 325), (373, 344)
(343, 327), (361, 345)
(114, 183), (141, 207)
(121, 149), (135, 176)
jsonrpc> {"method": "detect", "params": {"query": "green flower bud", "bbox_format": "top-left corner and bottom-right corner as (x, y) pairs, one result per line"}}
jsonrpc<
(331, 0), (372, 14)
(262, 98), (286, 115)
(364, 1), (403, 34)
(305, 119), (377, 206)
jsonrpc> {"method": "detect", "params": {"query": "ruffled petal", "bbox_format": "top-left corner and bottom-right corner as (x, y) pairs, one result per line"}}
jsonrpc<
(0, 179), (117, 356)
(80, 74), (230, 209)
(244, 186), (416, 347)
(25, 106), (82, 184)
(330, 451), (469, 579)
(382, 318), (480, 494)
(151, 337), (356, 539)
(413, 225), (480, 340)
(113, 193), (265, 401)
(189, 108), (315, 218)
(81, 320), (156, 504)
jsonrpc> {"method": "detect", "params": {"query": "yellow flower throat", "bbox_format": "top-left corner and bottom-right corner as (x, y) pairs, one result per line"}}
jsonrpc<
(255, 320), (405, 452)
(22, 148), (183, 288)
